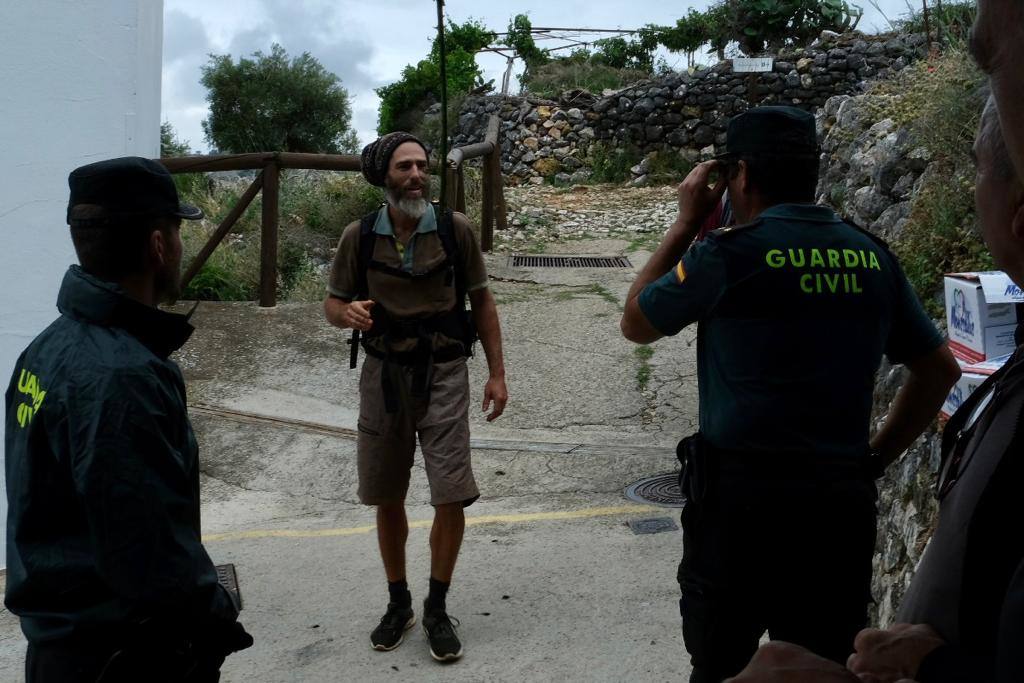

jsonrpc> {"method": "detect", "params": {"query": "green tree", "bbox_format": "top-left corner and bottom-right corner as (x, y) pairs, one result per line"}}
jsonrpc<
(160, 121), (192, 157)
(376, 19), (494, 136)
(502, 13), (549, 80)
(650, 0), (861, 60)
(590, 35), (658, 71)
(200, 43), (358, 154)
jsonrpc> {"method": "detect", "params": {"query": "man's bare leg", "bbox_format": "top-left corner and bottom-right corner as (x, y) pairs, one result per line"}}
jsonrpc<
(429, 502), (465, 583)
(422, 502), (466, 661)
(377, 503), (408, 581)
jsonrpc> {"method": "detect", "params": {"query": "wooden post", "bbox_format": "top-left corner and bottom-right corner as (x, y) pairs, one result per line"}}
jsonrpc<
(181, 172), (264, 293)
(444, 166), (459, 211)
(456, 167), (466, 214)
(480, 151), (495, 253)
(259, 161), (279, 307)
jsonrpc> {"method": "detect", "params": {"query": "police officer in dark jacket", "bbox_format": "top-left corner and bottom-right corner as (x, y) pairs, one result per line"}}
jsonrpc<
(620, 107), (961, 683)
(4, 157), (252, 682)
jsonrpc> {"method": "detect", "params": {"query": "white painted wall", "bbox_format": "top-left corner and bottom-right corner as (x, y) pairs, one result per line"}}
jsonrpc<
(0, 1), (164, 564)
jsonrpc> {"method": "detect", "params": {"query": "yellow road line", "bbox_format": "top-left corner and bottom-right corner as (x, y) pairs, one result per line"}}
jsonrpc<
(202, 504), (663, 543)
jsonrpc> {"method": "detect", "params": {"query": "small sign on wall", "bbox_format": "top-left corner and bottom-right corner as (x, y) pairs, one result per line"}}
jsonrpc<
(733, 57), (774, 73)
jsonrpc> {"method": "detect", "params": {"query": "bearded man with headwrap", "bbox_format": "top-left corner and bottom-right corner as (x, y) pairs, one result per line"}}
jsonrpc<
(324, 132), (507, 663)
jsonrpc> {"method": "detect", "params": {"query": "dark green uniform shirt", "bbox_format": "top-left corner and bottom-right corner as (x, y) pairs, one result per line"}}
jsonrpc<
(639, 203), (943, 458)
(4, 266), (236, 644)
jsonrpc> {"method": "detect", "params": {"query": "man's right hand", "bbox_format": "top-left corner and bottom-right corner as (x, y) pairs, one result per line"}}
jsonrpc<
(326, 298), (376, 331)
(343, 299), (375, 331)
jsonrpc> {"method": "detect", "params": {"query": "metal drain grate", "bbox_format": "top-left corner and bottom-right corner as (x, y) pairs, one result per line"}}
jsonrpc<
(628, 517), (679, 535)
(624, 472), (687, 508)
(510, 255), (631, 268)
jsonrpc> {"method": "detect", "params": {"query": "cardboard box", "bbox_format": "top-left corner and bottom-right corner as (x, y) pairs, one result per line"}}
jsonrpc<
(944, 272), (1024, 362)
(938, 352), (1012, 419)
(940, 370), (988, 419)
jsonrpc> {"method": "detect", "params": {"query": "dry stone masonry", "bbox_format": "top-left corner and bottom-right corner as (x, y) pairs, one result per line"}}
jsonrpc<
(451, 31), (929, 185)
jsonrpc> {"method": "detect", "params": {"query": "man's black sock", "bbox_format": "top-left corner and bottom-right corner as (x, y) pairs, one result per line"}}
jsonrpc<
(388, 579), (411, 607)
(425, 577), (450, 612)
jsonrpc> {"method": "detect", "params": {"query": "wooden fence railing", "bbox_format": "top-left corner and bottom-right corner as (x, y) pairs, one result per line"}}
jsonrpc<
(443, 114), (508, 252)
(158, 117), (506, 308)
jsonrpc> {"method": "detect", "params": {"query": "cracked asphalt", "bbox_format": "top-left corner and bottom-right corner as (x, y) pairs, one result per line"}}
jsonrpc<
(0, 199), (704, 680)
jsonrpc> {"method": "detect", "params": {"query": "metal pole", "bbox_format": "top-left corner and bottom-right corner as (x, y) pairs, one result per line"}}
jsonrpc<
(922, 0), (932, 52)
(436, 0), (448, 207)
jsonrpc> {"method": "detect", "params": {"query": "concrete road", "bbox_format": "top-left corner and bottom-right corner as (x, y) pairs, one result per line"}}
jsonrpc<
(0, 244), (702, 681)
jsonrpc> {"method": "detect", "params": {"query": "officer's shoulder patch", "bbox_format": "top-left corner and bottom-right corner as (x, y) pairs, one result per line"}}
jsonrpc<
(841, 217), (892, 251)
(708, 217), (763, 239)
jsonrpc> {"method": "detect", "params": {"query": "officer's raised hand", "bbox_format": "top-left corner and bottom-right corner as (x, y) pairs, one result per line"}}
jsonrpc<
(675, 160), (728, 230)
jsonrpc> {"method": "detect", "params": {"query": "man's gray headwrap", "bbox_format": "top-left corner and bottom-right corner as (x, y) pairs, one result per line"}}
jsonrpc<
(360, 132), (428, 187)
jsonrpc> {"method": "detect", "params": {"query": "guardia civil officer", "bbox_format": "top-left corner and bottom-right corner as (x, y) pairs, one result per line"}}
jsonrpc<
(4, 157), (252, 682)
(619, 107), (961, 683)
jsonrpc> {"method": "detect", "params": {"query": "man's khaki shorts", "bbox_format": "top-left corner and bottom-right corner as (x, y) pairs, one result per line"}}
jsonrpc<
(356, 355), (479, 506)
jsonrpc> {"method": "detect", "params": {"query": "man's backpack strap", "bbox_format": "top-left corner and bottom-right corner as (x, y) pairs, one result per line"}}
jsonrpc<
(355, 210), (380, 300)
(435, 205), (464, 299)
(435, 206), (477, 355)
(349, 209), (381, 369)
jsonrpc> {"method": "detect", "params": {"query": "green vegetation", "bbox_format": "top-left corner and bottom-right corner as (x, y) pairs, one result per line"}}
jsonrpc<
(857, 49), (989, 315)
(894, 0), (977, 45)
(200, 44), (358, 154)
(376, 19), (494, 135)
(505, 14), (656, 95)
(178, 172), (384, 302)
(525, 61), (649, 100)
(175, 166), (485, 303)
(635, 345), (655, 391)
(587, 145), (645, 184)
(584, 146), (694, 185)
(895, 169), (992, 316)
(160, 121), (192, 157)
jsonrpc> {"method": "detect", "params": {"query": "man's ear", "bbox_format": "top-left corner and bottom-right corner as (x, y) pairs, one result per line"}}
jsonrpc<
(735, 159), (750, 195)
(1011, 199), (1024, 242)
(150, 228), (167, 266)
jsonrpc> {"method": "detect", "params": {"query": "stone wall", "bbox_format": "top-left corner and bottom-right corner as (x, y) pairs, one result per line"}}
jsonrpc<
(816, 91), (949, 626)
(452, 31), (928, 185)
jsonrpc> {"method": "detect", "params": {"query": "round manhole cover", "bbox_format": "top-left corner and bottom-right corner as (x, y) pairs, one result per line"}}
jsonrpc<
(624, 472), (687, 508)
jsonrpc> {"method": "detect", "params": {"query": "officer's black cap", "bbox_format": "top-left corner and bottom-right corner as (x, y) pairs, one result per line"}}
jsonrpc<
(716, 106), (819, 159)
(67, 156), (203, 225)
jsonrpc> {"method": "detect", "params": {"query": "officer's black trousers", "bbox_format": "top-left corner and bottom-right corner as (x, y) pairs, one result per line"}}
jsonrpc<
(26, 640), (114, 683)
(677, 456), (877, 683)
(26, 639), (224, 683)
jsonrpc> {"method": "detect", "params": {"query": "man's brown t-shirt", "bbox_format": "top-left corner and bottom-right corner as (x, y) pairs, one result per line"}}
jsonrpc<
(328, 205), (488, 354)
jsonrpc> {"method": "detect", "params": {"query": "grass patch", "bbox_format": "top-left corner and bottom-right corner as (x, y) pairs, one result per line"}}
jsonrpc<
(646, 151), (695, 184)
(586, 144), (644, 184)
(525, 62), (648, 100)
(635, 345), (654, 391)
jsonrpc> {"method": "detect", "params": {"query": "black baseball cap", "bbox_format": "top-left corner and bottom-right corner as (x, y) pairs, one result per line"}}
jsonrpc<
(67, 156), (203, 224)
(716, 106), (818, 159)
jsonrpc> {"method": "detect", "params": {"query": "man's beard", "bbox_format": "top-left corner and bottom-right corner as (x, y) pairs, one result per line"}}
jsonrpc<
(386, 185), (430, 220)
(157, 262), (182, 304)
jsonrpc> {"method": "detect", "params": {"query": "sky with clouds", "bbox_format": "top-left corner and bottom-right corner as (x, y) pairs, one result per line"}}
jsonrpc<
(162, 0), (915, 153)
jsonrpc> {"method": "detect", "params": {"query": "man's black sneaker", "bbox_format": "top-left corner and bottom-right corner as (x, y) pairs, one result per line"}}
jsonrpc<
(421, 603), (463, 662)
(370, 602), (415, 651)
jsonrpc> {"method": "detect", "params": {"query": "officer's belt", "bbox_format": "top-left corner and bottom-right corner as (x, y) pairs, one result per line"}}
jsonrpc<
(706, 442), (874, 481)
